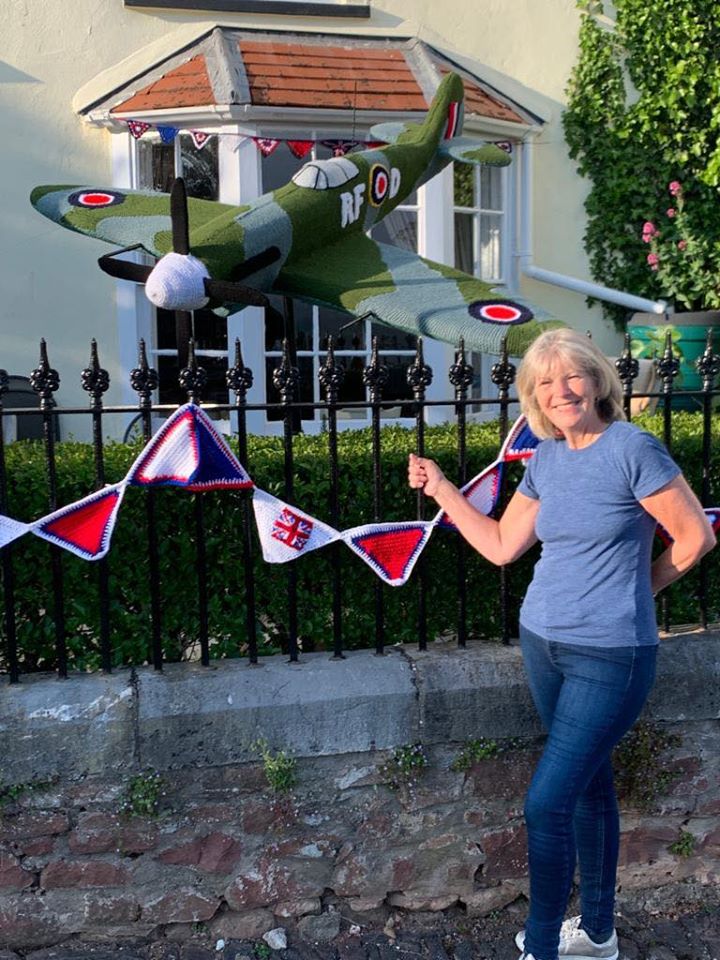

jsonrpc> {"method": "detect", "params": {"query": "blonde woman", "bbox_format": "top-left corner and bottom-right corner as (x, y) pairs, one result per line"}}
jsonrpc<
(408, 328), (715, 960)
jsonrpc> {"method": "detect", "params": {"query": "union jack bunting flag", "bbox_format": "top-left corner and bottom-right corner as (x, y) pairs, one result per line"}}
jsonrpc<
(252, 489), (341, 563)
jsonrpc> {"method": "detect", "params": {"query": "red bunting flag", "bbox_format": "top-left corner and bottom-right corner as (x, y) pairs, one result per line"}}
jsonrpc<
(287, 140), (314, 159)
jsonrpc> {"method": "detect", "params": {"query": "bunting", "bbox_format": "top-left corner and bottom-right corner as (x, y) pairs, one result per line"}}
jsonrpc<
(342, 521), (434, 586)
(2, 407), (714, 589)
(121, 121), (513, 166)
(32, 484), (125, 561)
(252, 488), (341, 563)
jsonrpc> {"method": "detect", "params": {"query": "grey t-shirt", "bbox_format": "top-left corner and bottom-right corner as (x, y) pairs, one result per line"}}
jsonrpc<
(517, 420), (680, 647)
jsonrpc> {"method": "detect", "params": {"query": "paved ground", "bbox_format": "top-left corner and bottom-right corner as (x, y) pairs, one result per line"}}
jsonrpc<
(3, 887), (718, 960)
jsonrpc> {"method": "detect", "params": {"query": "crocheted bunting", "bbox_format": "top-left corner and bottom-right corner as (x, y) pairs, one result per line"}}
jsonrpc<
(126, 404), (253, 491)
(343, 522), (434, 586)
(499, 414), (540, 462)
(127, 120), (151, 140)
(31, 484), (126, 560)
(189, 130), (212, 150)
(253, 137), (280, 157)
(0, 514), (31, 549)
(433, 461), (504, 531)
(287, 140), (314, 159)
(252, 488), (341, 563)
(656, 507), (720, 547)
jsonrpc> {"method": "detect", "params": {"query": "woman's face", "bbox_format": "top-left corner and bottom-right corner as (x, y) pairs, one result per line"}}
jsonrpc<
(534, 355), (602, 436)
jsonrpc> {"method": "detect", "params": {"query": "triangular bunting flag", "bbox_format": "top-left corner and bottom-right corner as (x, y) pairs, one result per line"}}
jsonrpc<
(31, 484), (126, 560)
(0, 514), (31, 549)
(656, 507), (720, 547)
(499, 414), (540, 462)
(127, 120), (151, 140)
(253, 137), (280, 158)
(321, 139), (358, 157)
(189, 130), (212, 150)
(252, 488), (341, 563)
(434, 461), (504, 530)
(287, 140), (314, 159)
(343, 521), (434, 586)
(125, 403), (253, 490)
(157, 125), (179, 144)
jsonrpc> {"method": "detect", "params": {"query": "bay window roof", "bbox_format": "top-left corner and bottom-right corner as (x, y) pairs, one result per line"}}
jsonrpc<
(77, 28), (541, 129)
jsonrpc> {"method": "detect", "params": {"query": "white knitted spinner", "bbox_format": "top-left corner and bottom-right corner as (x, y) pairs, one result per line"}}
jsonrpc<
(145, 252), (210, 311)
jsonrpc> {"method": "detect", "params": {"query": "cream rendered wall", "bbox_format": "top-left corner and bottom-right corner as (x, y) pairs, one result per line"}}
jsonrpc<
(0, 0), (614, 440)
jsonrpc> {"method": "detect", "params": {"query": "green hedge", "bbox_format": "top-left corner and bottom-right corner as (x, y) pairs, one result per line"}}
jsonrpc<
(1, 414), (718, 673)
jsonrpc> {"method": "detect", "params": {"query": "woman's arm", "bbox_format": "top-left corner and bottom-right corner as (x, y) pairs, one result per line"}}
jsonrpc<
(640, 474), (717, 595)
(408, 454), (539, 566)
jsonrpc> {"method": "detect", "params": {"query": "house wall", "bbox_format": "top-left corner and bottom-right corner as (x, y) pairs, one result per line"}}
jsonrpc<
(0, 1), (618, 438)
(1, 632), (718, 948)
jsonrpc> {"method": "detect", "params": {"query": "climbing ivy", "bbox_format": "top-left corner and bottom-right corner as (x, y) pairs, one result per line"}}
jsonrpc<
(563, 0), (720, 326)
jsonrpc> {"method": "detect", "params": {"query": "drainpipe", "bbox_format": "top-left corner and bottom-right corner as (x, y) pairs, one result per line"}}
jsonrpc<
(517, 138), (667, 316)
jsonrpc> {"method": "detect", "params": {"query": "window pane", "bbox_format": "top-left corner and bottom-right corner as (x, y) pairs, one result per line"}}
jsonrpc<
(264, 297), (313, 351)
(371, 209), (417, 252)
(260, 140), (307, 192)
(453, 162), (474, 207)
(370, 323), (417, 351)
(480, 213), (503, 281)
(180, 134), (219, 200)
(265, 355), (314, 422)
(454, 211), (475, 274)
(319, 305), (365, 351)
(334, 356), (368, 420)
(380, 355), (414, 417)
(480, 165), (503, 211)
(156, 307), (228, 408)
(137, 140), (174, 192)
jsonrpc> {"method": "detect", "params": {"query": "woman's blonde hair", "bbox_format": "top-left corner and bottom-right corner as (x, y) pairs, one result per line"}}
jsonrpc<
(516, 328), (625, 439)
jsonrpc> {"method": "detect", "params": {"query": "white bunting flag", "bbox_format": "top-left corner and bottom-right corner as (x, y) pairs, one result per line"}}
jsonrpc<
(252, 488), (341, 563)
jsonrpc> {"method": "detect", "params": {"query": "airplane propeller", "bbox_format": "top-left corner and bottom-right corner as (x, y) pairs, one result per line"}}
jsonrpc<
(97, 178), (281, 367)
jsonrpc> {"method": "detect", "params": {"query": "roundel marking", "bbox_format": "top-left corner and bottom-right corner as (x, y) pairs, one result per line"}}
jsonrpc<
(369, 164), (390, 206)
(468, 300), (533, 325)
(68, 190), (126, 209)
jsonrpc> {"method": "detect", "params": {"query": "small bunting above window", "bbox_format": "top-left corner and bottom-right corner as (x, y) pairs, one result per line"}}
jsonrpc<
(287, 139), (314, 159)
(127, 120), (151, 140)
(189, 130), (212, 150)
(157, 125), (179, 144)
(253, 137), (281, 157)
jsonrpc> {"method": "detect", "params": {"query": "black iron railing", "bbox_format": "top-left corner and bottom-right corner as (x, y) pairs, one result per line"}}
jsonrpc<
(1, 330), (718, 682)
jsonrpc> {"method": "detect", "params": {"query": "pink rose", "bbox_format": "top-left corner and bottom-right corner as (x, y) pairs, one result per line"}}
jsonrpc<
(647, 252), (659, 270)
(666, 208), (676, 218)
(642, 221), (658, 241)
(678, 240), (688, 250)
(669, 181), (682, 196)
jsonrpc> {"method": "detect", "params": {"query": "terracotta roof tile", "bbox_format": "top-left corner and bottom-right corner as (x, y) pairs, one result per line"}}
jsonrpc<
(240, 41), (427, 110)
(439, 66), (524, 124)
(111, 55), (213, 113)
(106, 35), (529, 125)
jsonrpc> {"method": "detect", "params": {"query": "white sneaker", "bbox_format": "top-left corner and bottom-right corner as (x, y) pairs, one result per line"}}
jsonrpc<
(515, 915), (619, 960)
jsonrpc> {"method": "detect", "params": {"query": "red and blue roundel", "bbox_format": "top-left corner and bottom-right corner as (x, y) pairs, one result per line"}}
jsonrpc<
(68, 190), (126, 209)
(369, 165), (390, 206)
(468, 299), (533, 325)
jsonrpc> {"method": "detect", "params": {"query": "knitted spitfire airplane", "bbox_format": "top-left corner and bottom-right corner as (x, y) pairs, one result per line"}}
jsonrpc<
(30, 72), (555, 354)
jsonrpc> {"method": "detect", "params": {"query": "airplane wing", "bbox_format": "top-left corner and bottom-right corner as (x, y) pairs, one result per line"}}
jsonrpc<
(274, 233), (557, 355)
(30, 185), (240, 260)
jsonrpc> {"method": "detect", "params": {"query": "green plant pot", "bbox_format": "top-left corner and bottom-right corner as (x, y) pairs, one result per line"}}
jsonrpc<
(628, 311), (720, 410)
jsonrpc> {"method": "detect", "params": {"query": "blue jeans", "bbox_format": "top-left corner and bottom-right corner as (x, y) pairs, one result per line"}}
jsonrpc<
(519, 626), (658, 960)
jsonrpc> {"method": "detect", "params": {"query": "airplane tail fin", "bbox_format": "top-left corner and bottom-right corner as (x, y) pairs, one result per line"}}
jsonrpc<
(369, 72), (466, 147)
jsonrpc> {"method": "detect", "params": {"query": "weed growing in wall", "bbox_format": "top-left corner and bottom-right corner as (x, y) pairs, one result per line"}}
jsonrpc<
(118, 770), (165, 818)
(669, 829), (697, 858)
(613, 722), (682, 811)
(380, 743), (429, 791)
(252, 739), (297, 794)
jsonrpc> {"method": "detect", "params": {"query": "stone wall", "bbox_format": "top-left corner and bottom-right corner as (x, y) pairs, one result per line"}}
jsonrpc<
(1, 632), (719, 949)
